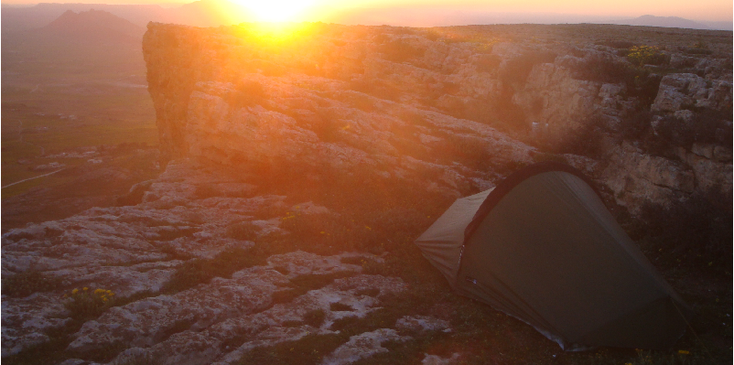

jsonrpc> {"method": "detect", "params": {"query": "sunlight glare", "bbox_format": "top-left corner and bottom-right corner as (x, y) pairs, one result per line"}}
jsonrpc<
(236, 0), (315, 22)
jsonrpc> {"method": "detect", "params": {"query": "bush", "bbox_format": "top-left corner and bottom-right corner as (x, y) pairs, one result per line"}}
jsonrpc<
(162, 245), (270, 293)
(64, 287), (116, 321)
(626, 45), (668, 66)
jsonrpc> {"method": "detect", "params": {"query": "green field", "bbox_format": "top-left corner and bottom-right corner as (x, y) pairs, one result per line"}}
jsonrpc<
(1, 34), (158, 198)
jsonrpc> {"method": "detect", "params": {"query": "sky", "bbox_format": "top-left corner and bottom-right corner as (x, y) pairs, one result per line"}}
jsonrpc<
(1, 0), (732, 23)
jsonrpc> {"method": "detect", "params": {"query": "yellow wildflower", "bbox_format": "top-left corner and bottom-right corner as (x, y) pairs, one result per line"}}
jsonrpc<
(83, 287), (88, 291)
(678, 350), (690, 355)
(72, 288), (79, 294)
(95, 289), (104, 294)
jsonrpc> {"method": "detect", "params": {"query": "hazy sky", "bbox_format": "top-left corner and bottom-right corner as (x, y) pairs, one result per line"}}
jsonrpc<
(2, 0), (732, 22)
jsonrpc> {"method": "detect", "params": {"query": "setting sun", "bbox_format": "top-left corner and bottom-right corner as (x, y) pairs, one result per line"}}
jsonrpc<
(234, 0), (315, 22)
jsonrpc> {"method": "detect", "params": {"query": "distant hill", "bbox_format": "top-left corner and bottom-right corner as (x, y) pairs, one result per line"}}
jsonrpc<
(40, 9), (145, 44)
(1, 3), (165, 33)
(1, 0), (252, 35)
(2, 9), (147, 76)
(608, 15), (733, 30)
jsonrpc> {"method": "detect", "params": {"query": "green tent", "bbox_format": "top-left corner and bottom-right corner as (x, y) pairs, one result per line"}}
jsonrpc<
(415, 162), (688, 350)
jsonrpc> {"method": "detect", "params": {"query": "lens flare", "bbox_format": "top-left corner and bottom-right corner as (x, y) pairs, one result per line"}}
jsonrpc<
(235, 0), (315, 22)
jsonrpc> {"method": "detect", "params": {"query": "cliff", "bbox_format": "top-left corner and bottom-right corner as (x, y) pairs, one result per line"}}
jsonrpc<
(2, 22), (731, 364)
(143, 22), (731, 214)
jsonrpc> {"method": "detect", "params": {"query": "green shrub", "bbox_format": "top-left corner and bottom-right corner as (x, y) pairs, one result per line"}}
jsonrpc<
(627, 45), (668, 66)
(64, 287), (116, 321)
(162, 245), (270, 293)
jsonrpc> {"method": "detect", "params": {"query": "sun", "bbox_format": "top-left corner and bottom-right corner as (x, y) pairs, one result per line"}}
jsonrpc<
(235, 0), (315, 23)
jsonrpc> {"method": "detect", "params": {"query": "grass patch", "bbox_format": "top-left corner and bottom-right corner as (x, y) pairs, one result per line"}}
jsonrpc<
(161, 245), (270, 294)
(1, 271), (62, 298)
(302, 309), (326, 327)
(352, 332), (453, 365)
(226, 221), (261, 241)
(237, 333), (346, 365)
(330, 302), (354, 312)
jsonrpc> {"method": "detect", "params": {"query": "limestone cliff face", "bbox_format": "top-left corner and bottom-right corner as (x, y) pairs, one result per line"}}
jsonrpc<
(143, 22), (731, 214)
(142, 23), (536, 198)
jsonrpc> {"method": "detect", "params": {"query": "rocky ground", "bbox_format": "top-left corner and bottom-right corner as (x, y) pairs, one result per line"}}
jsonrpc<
(1, 142), (160, 232)
(2, 23), (731, 364)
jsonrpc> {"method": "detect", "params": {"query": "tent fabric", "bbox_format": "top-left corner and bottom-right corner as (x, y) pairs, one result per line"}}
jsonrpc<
(415, 162), (688, 350)
(415, 188), (493, 286)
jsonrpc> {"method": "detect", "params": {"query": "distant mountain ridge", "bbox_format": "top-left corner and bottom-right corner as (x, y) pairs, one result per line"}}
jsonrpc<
(1, 0), (253, 34)
(1, 1), (731, 34)
(42, 9), (145, 43)
(606, 15), (733, 30)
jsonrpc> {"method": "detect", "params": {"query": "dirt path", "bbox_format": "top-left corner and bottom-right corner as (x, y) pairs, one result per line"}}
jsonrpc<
(2, 168), (65, 189)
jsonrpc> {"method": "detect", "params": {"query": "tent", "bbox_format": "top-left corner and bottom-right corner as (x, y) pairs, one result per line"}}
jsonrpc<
(415, 162), (688, 350)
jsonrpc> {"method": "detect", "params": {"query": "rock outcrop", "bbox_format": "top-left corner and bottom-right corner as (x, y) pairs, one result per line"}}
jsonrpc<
(143, 22), (732, 213)
(2, 22), (731, 364)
